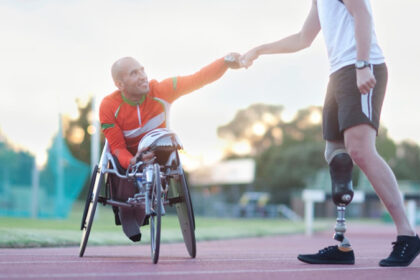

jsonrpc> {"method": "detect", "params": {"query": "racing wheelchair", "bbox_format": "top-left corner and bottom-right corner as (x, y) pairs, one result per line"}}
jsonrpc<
(79, 128), (196, 264)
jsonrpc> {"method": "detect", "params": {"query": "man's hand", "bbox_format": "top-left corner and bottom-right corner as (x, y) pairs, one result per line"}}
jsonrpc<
(129, 148), (155, 165)
(239, 48), (259, 69)
(224, 53), (242, 69)
(357, 67), (376, 94)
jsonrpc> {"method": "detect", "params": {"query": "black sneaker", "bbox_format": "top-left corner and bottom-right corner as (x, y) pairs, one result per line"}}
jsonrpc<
(129, 233), (142, 242)
(379, 235), (420, 267)
(298, 245), (355, 264)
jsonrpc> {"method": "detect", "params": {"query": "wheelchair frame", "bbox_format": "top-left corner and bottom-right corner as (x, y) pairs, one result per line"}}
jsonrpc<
(79, 140), (196, 264)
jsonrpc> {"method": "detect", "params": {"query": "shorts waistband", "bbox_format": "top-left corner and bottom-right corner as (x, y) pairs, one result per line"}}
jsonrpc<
(330, 63), (387, 78)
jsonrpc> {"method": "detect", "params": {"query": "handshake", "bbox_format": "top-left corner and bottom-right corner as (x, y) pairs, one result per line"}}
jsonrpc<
(224, 49), (259, 69)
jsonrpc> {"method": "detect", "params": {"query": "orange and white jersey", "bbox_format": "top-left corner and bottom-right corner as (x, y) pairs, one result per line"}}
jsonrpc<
(99, 57), (228, 168)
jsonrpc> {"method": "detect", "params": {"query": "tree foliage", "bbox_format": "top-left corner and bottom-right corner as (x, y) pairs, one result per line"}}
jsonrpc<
(62, 97), (105, 199)
(63, 97), (104, 164)
(217, 103), (285, 157)
(0, 132), (34, 187)
(217, 103), (420, 203)
(391, 140), (420, 180)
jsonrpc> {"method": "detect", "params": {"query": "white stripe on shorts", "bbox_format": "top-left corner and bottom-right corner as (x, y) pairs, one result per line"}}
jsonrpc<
(361, 65), (374, 120)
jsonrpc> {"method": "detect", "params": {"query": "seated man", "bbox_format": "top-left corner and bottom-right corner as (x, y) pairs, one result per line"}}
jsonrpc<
(99, 54), (241, 241)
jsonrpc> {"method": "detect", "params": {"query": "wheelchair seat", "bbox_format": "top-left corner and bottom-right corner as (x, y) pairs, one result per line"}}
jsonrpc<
(110, 155), (126, 174)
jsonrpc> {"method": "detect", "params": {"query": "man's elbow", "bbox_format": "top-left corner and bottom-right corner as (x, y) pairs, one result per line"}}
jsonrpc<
(294, 29), (316, 50)
(301, 39), (313, 49)
(299, 34), (314, 50)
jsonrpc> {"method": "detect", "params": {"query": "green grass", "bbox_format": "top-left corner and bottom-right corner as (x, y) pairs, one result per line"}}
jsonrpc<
(0, 202), (330, 248)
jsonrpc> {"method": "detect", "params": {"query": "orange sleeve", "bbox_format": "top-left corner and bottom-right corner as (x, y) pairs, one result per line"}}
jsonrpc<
(99, 98), (133, 169)
(155, 57), (229, 103)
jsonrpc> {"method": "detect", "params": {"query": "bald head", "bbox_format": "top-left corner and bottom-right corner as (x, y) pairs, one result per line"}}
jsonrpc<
(110, 56), (150, 99)
(111, 57), (139, 83)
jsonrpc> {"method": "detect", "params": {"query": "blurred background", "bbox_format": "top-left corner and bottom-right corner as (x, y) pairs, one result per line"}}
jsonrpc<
(1, 0), (419, 245)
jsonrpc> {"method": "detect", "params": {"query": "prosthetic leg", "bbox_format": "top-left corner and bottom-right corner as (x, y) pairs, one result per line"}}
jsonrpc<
(297, 151), (355, 264)
(330, 153), (354, 250)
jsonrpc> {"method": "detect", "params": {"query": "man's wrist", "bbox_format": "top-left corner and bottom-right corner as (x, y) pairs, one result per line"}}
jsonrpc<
(355, 60), (370, 70)
(224, 54), (236, 63)
(254, 46), (263, 57)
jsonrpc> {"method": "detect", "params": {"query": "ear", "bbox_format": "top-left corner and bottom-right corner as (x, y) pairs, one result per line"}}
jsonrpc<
(115, 79), (124, 91)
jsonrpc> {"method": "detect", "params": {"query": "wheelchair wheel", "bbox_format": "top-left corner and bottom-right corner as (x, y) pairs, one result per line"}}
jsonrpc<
(80, 165), (98, 231)
(171, 168), (196, 258)
(150, 163), (162, 264)
(79, 165), (103, 257)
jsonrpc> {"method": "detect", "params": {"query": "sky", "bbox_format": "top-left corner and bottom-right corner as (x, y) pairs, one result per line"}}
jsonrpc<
(1, 0), (420, 169)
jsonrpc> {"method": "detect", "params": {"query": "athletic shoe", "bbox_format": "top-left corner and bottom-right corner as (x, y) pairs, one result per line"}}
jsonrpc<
(112, 206), (121, 226)
(129, 233), (141, 242)
(142, 215), (150, 226)
(379, 235), (420, 267)
(297, 245), (355, 264)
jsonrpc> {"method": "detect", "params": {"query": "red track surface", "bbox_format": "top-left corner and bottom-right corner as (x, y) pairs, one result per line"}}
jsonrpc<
(1, 223), (420, 280)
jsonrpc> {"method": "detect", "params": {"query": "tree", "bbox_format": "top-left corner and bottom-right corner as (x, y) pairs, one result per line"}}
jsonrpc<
(63, 97), (104, 164)
(62, 97), (105, 199)
(376, 126), (397, 162)
(253, 106), (325, 202)
(217, 103), (419, 203)
(391, 140), (420, 180)
(255, 141), (325, 202)
(0, 130), (35, 217)
(0, 130), (34, 191)
(217, 104), (325, 203)
(217, 104), (285, 157)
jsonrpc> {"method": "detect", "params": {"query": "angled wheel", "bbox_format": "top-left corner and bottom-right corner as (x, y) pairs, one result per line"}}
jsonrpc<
(79, 165), (103, 257)
(171, 164), (196, 258)
(183, 172), (196, 230)
(150, 163), (162, 264)
(80, 165), (98, 231)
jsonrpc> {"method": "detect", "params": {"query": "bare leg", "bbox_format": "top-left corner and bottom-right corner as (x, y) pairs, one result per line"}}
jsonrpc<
(344, 124), (415, 236)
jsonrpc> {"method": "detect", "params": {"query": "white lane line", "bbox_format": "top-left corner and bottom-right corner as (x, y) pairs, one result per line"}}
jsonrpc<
(0, 256), (379, 265)
(0, 254), (75, 256)
(0, 258), (291, 265)
(1, 266), (420, 279)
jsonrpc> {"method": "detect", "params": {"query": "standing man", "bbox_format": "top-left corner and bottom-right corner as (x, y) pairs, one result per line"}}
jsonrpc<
(240, 0), (420, 266)
(100, 54), (241, 242)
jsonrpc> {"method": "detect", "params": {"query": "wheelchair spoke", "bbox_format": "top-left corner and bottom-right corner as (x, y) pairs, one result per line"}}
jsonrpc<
(150, 163), (162, 264)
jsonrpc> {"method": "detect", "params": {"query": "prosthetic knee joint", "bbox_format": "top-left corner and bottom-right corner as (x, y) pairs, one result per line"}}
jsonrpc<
(329, 153), (354, 248)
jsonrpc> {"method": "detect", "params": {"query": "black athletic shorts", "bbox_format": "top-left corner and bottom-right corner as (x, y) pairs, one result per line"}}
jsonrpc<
(322, 63), (388, 141)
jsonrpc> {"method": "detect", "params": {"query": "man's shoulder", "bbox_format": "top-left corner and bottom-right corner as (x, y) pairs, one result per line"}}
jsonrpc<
(148, 78), (175, 99)
(148, 79), (160, 93)
(100, 90), (122, 110)
(103, 90), (122, 102)
(149, 79), (159, 87)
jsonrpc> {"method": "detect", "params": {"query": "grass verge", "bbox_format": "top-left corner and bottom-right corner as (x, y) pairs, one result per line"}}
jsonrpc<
(0, 202), (330, 248)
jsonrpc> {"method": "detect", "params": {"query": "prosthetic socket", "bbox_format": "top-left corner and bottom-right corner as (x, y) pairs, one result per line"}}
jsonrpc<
(329, 153), (354, 248)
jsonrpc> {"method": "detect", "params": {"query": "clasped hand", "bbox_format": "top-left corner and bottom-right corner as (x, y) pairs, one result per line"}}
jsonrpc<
(130, 148), (155, 166)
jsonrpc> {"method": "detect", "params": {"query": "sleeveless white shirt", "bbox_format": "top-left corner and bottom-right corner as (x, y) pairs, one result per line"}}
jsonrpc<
(317, 0), (385, 74)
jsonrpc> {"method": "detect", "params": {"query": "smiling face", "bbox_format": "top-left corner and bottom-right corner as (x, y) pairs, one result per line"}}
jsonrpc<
(111, 57), (150, 101)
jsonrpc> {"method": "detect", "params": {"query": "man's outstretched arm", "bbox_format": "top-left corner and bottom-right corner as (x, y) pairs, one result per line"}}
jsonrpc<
(240, 0), (320, 68)
(155, 53), (241, 102)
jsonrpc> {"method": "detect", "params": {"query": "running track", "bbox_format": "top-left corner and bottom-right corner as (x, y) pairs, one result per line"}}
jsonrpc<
(1, 223), (419, 280)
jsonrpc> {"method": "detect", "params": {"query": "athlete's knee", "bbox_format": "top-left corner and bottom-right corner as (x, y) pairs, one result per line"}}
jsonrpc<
(344, 126), (377, 168)
(329, 153), (354, 206)
(346, 145), (370, 169)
